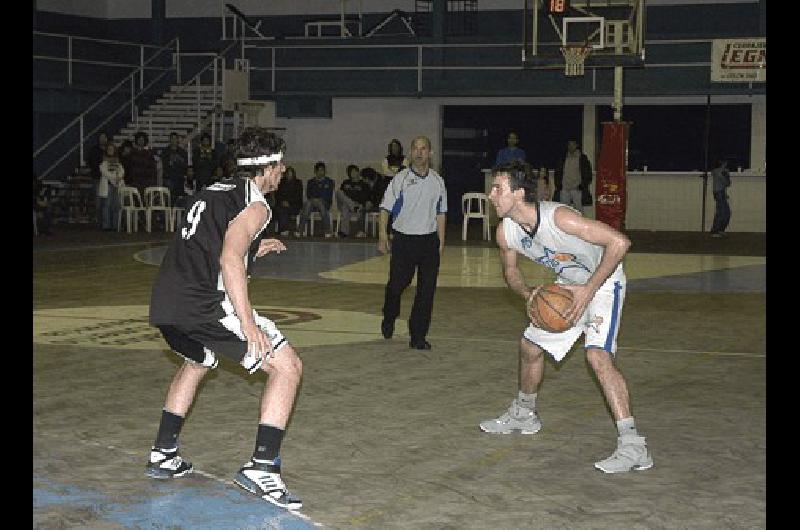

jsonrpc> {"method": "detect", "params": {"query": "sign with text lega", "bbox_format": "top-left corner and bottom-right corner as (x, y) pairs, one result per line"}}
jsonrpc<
(711, 38), (766, 82)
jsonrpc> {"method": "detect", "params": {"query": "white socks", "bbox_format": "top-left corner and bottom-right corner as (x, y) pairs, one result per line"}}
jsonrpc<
(517, 390), (537, 411)
(616, 417), (639, 437)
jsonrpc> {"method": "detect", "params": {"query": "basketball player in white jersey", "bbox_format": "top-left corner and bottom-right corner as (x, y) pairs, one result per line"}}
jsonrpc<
(146, 128), (304, 509)
(479, 161), (653, 474)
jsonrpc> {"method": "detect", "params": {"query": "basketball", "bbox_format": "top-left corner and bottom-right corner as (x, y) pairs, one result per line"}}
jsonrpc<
(527, 284), (574, 333)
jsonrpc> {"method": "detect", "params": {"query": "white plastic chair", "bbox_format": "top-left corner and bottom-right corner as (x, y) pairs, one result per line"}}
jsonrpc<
(462, 192), (491, 241)
(364, 211), (380, 237)
(330, 207), (364, 237)
(144, 186), (172, 232)
(296, 210), (336, 236)
(171, 205), (186, 232)
(118, 186), (147, 233)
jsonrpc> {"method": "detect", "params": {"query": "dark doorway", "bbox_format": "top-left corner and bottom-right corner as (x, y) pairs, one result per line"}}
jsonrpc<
(441, 105), (583, 223)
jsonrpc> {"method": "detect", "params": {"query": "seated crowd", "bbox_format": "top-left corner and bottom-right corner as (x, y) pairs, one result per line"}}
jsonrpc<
(44, 129), (403, 237)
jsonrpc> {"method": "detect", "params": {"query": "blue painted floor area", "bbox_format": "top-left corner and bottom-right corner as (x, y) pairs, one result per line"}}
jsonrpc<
(34, 476), (316, 529)
(627, 264), (765, 293)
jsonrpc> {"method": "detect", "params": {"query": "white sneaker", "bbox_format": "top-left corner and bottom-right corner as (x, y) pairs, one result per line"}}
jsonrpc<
(594, 434), (654, 473)
(479, 399), (542, 434)
(233, 457), (302, 510)
(145, 447), (193, 479)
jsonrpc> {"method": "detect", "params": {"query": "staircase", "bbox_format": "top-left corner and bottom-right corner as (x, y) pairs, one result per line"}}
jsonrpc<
(113, 83), (222, 149)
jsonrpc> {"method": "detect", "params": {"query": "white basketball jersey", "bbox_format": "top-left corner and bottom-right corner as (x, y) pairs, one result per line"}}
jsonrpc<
(503, 201), (625, 286)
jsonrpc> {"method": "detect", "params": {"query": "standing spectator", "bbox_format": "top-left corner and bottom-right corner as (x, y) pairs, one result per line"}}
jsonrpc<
(335, 164), (371, 238)
(87, 132), (109, 227)
(381, 139), (409, 177)
(127, 132), (158, 195)
(192, 132), (218, 190)
(535, 166), (552, 201)
(33, 173), (53, 235)
(295, 162), (334, 238)
(494, 131), (527, 167)
(98, 143), (126, 231)
(554, 140), (593, 214)
(160, 132), (188, 205)
(709, 159), (732, 237)
(275, 166), (303, 236)
(378, 136), (447, 350)
(119, 140), (134, 177)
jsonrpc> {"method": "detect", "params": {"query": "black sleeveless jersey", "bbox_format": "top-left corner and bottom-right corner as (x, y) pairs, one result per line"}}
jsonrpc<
(150, 178), (271, 325)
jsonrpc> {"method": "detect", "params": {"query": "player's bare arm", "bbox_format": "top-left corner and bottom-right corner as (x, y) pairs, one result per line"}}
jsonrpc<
(221, 202), (272, 360)
(553, 206), (631, 323)
(496, 220), (535, 302)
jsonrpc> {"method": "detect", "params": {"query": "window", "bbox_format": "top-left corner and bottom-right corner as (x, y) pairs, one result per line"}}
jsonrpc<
(596, 104), (751, 171)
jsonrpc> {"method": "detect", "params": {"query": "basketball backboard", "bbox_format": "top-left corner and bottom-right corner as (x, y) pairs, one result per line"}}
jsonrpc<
(522, 0), (646, 72)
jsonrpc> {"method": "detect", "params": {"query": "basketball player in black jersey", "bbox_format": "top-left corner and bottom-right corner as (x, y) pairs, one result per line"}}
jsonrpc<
(145, 128), (304, 510)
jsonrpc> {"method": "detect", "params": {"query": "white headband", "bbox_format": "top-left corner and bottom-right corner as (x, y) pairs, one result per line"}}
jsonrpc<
(237, 152), (284, 166)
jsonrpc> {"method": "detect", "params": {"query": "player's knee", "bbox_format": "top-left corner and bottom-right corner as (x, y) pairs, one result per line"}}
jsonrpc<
(263, 346), (303, 380)
(586, 347), (614, 372)
(520, 339), (544, 362)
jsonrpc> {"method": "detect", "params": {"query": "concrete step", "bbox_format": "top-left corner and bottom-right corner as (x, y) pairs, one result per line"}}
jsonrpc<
(156, 94), (217, 105)
(148, 102), (216, 110)
(168, 84), (218, 92)
(134, 115), (200, 123)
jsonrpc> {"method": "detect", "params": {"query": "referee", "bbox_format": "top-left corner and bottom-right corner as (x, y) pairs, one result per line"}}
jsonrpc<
(378, 135), (447, 350)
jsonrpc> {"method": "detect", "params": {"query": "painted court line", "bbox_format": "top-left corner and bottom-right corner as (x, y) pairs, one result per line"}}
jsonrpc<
(37, 432), (325, 528)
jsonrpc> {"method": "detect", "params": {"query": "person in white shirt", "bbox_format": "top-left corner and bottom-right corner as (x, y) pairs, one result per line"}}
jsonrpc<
(98, 143), (125, 231)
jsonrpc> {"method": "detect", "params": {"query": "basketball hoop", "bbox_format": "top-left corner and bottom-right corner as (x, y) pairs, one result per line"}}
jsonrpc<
(560, 44), (592, 76)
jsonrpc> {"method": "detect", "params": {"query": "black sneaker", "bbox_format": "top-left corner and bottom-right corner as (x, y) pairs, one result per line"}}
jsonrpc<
(145, 447), (193, 479)
(233, 457), (303, 510)
(381, 319), (394, 339)
(409, 339), (432, 350)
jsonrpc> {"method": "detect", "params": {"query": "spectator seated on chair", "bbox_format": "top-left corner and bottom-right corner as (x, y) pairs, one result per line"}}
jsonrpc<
(127, 132), (158, 227)
(127, 132), (158, 195)
(335, 164), (371, 238)
(275, 166), (303, 236)
(296, 161), (334, 238)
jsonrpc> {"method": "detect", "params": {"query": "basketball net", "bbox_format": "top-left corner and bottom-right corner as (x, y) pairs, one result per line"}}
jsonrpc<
(560, 44), (592, 76)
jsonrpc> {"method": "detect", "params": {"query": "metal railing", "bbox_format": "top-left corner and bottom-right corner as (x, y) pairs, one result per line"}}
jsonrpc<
(132, 41), (239, 155)
(33, 37), (180, 179)
(33, 31), (167, 87)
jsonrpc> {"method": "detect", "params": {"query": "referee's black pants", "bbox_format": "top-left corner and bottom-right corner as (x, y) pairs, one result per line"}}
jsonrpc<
(382, 232), (440, 343)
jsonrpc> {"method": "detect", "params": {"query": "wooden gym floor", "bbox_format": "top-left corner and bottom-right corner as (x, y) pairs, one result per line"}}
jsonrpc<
(33, 223), (765, 529)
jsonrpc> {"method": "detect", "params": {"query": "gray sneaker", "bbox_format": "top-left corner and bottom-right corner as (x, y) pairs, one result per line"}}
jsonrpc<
(479, 399), (542, 434)
(594, 434), (654, 473)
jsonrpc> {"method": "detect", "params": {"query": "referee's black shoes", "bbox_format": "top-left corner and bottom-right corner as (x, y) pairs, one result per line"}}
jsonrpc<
(409, 339), (432, 350)
(381, 318), (394, 339)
